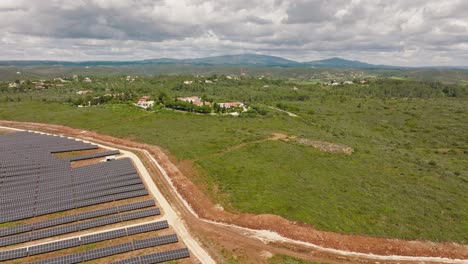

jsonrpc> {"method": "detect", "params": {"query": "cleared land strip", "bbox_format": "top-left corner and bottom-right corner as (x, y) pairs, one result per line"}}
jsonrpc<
(65, 149), (120, 161)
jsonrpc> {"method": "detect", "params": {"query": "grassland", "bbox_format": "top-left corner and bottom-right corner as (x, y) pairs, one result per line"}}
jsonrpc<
(0, 75), (467, 244)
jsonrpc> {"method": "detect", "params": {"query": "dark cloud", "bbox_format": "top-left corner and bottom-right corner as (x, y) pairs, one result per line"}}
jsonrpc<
(283, 0), (348, 24)
(0, 0), (467, 66)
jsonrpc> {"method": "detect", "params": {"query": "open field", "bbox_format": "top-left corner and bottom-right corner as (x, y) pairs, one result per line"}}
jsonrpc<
(0, 75), (467, 245)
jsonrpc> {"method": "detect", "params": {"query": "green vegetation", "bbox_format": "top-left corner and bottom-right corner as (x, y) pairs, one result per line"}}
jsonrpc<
(0, 220), (23, 228)
(0, 74), (467, 243)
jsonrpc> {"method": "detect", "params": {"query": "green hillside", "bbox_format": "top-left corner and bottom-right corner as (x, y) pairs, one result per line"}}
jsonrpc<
(0, 75), (467, 243)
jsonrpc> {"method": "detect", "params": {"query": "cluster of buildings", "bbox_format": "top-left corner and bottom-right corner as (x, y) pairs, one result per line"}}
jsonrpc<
(328, 80), (369, 86)
(176, 96), (211, 107)
(134, 95), (245, 112)
(135, 96), (155, 109)
(177, 96), (244, 109)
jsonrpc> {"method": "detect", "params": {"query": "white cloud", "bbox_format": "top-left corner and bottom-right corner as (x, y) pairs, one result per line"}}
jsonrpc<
(0, 0), (467, 66)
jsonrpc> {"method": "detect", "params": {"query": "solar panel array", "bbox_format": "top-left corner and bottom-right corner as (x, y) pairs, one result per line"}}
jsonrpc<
(66, 150), (120, 162)
(0, 132), (191, 263)
(30, 234), (180, 264)
(0, 221), (170, 262)
(0, 208), (161, 247)
(112, 248), (191, 264)
(0, 132), (149, 223)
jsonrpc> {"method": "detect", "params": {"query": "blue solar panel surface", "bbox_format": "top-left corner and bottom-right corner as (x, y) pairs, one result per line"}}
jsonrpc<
(0, 132), (188, 263)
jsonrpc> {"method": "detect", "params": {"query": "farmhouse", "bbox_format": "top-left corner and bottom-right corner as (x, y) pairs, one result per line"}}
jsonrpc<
(135, 96), (155, 109)
(177, 96), (200, 103)
(177, 96), (211, 106)
(218, 101), (244, 108)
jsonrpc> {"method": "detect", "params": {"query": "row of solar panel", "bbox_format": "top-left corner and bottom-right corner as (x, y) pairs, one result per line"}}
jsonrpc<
(29, 234), (180, 264)
(0, 221), (169, 262)
(2, 151), (130, 173)
(1, 172), (140, 199)
(1, 170), (139, 195)
(1, 176), (138, 198)
(0, 158), (135, 187)
(0, 208), (160, 246)
(112, 248), (191, 264)
(0, 172), (133, 193)
(1, 177), (143, 206)
(0, 163), (131, 177)
(66, 150), (120, 162)
(2, 161), (143, 203)
(0, 141), (97, 152)
(0, 189), (149, 223)
(0, 177), (137, 202)
(1, 182), (146, 216)
(0, 174), (138, 196)
(0, 200), (155, 237)
(0, 130), (95, 146)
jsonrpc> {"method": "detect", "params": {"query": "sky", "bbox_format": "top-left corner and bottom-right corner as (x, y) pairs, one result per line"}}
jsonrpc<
(1, 0), (467, 66)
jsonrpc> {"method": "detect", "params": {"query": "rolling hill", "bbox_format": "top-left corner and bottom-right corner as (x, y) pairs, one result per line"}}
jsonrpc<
(0, 54), (467, 69)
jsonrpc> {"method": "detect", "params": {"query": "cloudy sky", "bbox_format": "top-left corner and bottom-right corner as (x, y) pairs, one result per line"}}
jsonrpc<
(1, 0), (467, 66)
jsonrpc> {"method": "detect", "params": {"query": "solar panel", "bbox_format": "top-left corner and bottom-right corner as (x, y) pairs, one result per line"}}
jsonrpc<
(120, 208), (160, 222)
(130, 248), (190, 264)
(80, 228), (127, 244)
(126, 221), (169, 235)
(28, 237), (80, 255)
(133, 234), (179, 250)
(32, 215), (78, 230)
(30, 223), (81, 241)
(0, 247), (28, 261)
(0, 224), (33, 237)
(77, 207), (120, 220)
(0, 232), (30, 246)
(81, 242), (134, 261)
(118, 200), (155, 212)
(29, 253), (83, 264)
(79, 214), (121, 230)
(0, 132), (149, 224)
(113, 189), (148, 201)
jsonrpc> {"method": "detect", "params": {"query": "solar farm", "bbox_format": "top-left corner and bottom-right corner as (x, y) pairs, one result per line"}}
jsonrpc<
(0, 131), (191, 263)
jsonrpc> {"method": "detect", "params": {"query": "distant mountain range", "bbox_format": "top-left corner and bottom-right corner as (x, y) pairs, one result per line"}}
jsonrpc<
(0, 54), (467, 69)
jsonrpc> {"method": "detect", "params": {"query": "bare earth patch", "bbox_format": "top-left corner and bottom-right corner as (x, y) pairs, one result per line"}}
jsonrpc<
(218, 132), (294, 156)
(295, 138), (354, 155)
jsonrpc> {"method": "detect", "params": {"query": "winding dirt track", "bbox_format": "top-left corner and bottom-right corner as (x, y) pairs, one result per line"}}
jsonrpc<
(1, 120), (467, 264)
